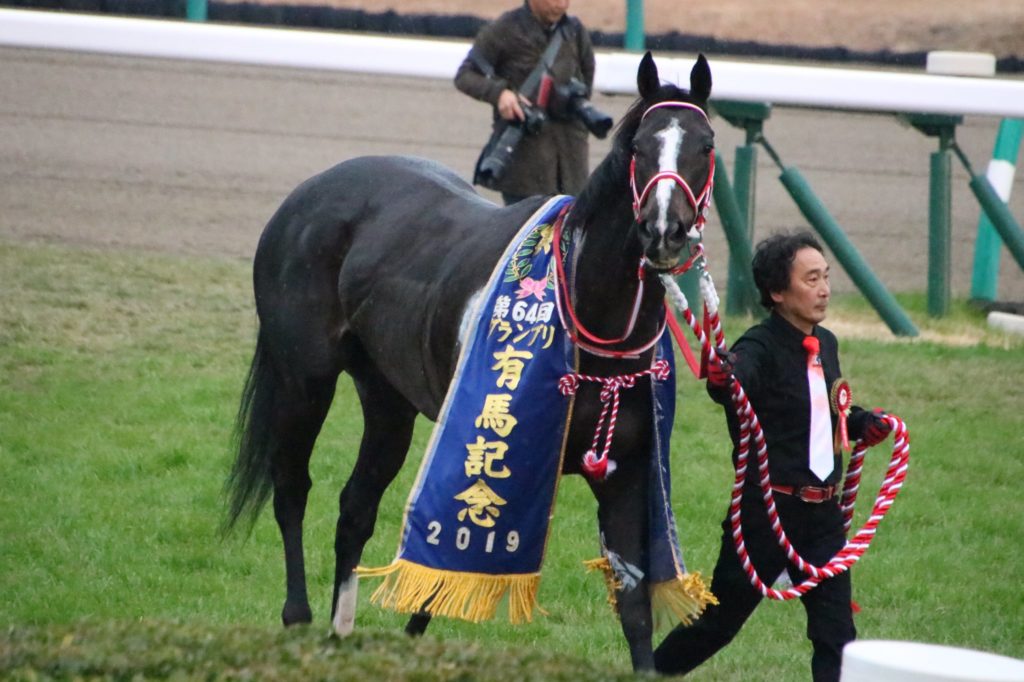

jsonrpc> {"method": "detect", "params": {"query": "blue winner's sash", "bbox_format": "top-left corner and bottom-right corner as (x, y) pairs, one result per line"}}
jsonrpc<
(359, 196), (714, 626)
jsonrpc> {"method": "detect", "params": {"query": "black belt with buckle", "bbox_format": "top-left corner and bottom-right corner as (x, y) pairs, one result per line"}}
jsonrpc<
(770, 483), (837, 503)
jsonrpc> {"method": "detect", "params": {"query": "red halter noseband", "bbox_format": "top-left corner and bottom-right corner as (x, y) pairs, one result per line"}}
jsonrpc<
(629, 101), (716, 235)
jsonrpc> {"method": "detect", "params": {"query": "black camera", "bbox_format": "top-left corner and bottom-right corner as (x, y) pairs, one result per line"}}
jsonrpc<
(475, 104), (547, 189)
(557, 78), (614, 139)
(474, 80), (613, 189)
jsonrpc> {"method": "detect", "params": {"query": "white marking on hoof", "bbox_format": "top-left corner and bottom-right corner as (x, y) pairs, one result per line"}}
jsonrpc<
(331, 577), (358, 637)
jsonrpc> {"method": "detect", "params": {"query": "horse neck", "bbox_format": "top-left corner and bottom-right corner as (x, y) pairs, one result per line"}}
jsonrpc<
(568, 163), (666, 363)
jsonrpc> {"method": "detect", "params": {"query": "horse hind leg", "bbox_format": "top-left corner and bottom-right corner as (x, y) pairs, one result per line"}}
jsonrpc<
(331, 358), (418, 637)
(271, 370), (340, 626)
(226, 329), (340, 627)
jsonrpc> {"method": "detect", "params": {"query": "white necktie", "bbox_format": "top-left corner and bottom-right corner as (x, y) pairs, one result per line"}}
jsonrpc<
(803, 336), (834, 480)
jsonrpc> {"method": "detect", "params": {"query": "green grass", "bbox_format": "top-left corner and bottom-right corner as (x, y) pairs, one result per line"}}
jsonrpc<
(0, 620), (645, 682)
(1, 239), (1022, 679)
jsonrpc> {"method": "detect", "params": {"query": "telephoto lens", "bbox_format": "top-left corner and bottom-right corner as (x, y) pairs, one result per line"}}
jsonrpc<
(477, 125), (524, 187)
(571, 99), (613, 138)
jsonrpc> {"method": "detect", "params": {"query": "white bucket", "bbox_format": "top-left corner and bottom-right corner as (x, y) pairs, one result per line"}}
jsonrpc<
(841, 641), (1024, 682)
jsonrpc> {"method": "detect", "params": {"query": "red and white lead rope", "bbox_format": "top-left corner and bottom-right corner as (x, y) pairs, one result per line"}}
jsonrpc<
(558, 360), (671, 480)
(661, 271), (911, 600)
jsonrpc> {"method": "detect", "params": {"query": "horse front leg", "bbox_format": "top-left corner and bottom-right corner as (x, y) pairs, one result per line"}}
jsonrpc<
(590, 455), (655, 672)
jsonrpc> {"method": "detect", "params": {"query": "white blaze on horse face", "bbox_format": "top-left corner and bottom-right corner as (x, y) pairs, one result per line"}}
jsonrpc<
(653, 119), (684, 237)
(331, 576), (358, 637)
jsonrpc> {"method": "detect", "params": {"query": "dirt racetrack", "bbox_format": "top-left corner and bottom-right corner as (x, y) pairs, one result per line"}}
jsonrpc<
(1, 3), (1023, 305)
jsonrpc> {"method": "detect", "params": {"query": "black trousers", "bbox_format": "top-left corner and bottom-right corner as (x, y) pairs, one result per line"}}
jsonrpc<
(654, 488), (856, 681)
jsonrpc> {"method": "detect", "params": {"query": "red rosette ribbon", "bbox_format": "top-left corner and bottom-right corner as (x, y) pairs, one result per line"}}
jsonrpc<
(830, 379), (852, 452)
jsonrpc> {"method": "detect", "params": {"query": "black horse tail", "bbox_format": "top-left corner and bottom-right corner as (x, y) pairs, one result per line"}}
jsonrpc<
(222, 330), (276, 535)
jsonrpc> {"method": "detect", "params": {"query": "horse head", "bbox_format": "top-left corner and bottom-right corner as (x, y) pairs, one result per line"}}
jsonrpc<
(629, 53), (715, 272)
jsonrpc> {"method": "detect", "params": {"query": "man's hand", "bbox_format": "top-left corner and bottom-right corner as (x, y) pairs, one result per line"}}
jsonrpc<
(497, 89), (530, 122)
(707, 352), (735, 389)
(859, 408), (892, 446)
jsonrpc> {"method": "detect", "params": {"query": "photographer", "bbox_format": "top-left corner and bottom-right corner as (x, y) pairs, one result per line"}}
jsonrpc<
(454, 0), (607, 205)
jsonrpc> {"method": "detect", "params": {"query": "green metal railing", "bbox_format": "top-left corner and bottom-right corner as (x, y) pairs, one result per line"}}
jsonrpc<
(708, 96), (1023, 334)
(711, 100), (920, 337)
(904, 113), (1024, 315)
(970, 119), (1023, 301)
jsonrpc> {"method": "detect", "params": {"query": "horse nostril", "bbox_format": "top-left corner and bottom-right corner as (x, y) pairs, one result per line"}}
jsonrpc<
(664, 220), (689, 248)
(637, 219), (658, 245)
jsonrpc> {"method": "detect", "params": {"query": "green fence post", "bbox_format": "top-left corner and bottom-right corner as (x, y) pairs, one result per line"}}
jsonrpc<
(778, 167), (920, 337)
(624, 0), (644, 52)
(967, 173), (1024, 271)
(946, 142), (1024, 275)
(711, 100), (771, 316)
(927, 148), (953, 317)
(970, 118), (1023, 301)
(904, 113), (963, 318)
(711, 157), (758, 313)
(734, 144), (758, 239)
(186, 0), (207, 21)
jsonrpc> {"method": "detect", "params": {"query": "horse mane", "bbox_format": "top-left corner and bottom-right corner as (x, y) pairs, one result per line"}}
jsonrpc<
(571, 82), (703, 230)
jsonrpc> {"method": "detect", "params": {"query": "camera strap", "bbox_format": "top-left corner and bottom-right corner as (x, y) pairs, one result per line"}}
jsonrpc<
(467, 47), (496, 79)
(519, 19), (567, 103)
(468, 18), (567, 102)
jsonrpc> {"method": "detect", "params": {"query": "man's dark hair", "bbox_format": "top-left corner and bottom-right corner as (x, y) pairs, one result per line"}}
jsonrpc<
(751, 231), (825, 310)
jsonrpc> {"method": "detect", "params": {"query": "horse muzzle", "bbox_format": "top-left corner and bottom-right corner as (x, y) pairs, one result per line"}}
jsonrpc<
(637, 215), (701, 271)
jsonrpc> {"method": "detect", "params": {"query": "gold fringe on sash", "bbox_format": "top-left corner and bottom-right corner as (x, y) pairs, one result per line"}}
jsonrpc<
(583, 557), (717, 629)
(583, 557), (620, 610)
(650, 573), (718, 628)
(356, 559), (543, 624)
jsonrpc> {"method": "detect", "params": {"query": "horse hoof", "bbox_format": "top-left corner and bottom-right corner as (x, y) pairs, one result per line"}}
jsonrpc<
(405, 613), (431, 637)
(281, 601), (313, 626)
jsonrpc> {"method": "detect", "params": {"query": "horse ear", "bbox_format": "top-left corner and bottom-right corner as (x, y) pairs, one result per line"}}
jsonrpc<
(637, 51), (661, 99)
(689, 53), (712, 103)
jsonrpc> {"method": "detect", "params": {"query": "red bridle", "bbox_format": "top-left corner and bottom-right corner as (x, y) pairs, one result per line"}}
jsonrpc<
(629, 101), (716, 235)
(552, 205), (660, 359)
(552, 101), (716, 359)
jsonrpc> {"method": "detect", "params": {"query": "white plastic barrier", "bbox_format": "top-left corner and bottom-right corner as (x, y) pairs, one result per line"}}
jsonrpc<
(3, 8), (1024, 118)
(842, 641), (1024, 682)
(987, 310), (1024, 335)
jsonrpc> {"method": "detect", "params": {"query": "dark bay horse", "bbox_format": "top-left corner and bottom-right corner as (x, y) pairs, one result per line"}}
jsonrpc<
(225, 52), (715, 671)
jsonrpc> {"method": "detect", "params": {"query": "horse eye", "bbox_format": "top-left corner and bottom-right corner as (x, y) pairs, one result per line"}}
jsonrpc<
(703, 143), (715, 155)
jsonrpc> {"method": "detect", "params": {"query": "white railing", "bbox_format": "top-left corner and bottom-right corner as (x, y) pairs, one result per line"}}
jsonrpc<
(3, 8), (1024, 118)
